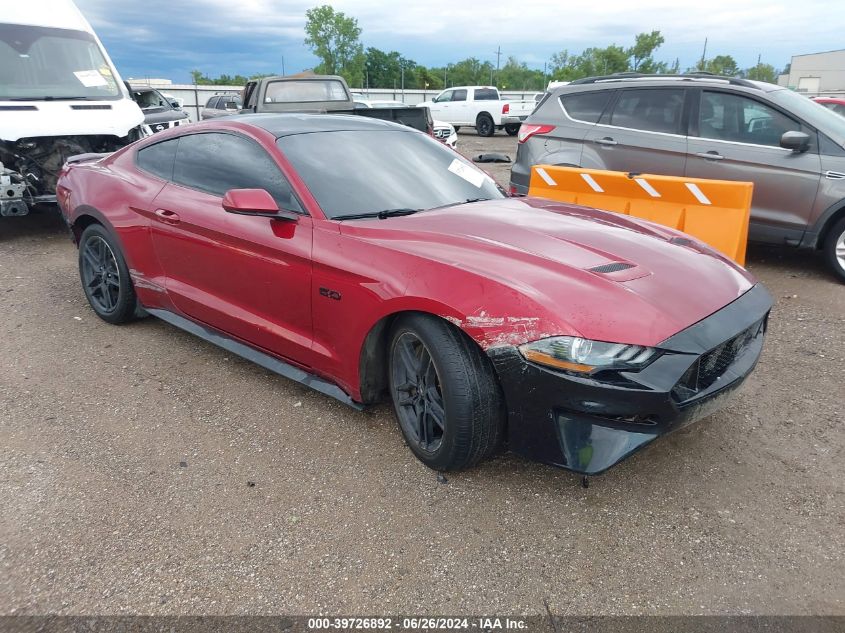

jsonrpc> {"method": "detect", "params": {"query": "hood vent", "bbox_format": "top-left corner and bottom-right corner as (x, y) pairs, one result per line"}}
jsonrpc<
(0, 105), (38, 111)
(589, 262), (635, 274)
(70, 104), (113, 110)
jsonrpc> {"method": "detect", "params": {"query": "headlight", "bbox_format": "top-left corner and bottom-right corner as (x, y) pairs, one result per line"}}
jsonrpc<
(518, 336), (657, 374)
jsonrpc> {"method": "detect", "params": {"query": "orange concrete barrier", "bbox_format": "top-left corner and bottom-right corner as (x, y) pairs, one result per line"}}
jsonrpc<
(529, 165), (754, 265)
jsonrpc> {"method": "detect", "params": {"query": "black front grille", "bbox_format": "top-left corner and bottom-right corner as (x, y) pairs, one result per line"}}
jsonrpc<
(673, 318), (765, 401)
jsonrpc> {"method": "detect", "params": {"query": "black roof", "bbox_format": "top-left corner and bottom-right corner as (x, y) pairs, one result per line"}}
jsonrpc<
(225, 113), (405, 137)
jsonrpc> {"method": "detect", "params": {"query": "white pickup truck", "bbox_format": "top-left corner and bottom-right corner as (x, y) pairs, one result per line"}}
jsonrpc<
(418, 86), (535, 137)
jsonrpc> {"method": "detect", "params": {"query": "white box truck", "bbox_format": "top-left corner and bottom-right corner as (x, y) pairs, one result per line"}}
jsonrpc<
(0, 0), (145, 216)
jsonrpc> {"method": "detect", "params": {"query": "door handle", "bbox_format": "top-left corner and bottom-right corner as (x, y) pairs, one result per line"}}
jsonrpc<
(154, 208), (181, 225)
(695, 151), (725, 161)
(595, 137), (618, 146)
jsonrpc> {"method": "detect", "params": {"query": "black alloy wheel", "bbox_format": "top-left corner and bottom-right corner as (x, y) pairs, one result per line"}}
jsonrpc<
(78, 223), (140, 324)
(388, 314), (505, 471)
(391, 330), (446, 454)
(476, 114), (495, 137)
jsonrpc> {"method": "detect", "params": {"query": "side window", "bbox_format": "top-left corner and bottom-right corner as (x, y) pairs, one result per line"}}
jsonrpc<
(473, 88), (498, 101)
(173, 133), (303, 212)
(435, 90), (453, 103)
(699, 91), (801, 147)
(610, 89), (685, 134)
(560, 91), (612, 123)
(136, 139), (178, 181)
(451, 89), (468, 102)
(205, 96), (218, 109)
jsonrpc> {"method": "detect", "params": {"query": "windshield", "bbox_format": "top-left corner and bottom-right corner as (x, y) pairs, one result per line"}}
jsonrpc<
(769, 89), (845, 143)
(133, 89), (170, 110)
(277, 130), (504, 218)
(264, 80), (348, 103)
(0, 24), (120, 100)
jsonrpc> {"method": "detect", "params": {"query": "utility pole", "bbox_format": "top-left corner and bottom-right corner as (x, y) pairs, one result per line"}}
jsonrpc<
(281, 56), (285, 75)
(493, 45), (502, 85)
(444, 66), (447, 88)
(699, 37), (708, 70)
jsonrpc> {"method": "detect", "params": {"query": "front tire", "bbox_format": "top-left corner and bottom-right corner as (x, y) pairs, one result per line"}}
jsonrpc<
(78, 224), (139, 324)
(388, 314), (505, 471)
(476, 114), (495, 137)
(823, 217), (845, 283)
(505, 123), (520, 136)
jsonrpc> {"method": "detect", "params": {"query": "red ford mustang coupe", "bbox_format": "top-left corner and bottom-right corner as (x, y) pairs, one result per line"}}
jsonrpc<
(57, 114), (772, 476)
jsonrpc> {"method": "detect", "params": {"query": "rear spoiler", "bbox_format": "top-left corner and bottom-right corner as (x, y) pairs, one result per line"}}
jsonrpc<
(65, 152), (112, 165)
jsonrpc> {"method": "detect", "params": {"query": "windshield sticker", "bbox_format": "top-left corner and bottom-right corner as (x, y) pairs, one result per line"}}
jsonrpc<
(74, 70), (108, 88)
(448, 159), (485, 188)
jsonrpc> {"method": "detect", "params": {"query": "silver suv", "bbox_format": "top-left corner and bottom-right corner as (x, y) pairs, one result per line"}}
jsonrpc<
(510, 74), (845, 281)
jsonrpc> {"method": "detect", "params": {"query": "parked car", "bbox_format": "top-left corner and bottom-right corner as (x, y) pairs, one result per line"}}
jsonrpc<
(57, 113), (772, 476)
(354, 98), (457, 148)
(242, 75), (432, 135)
(129, 87), (190, 134)
(0, 0), (144, 218)
(510, 73), (845, 282)
(200, 94), (242, 120)
(813, 97), (845, 117)
(417, 86), (533, 137)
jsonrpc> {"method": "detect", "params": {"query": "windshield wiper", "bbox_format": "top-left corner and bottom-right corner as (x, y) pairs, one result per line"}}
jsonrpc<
(334, 208), (421, 221)
(432, 197), (492, 210)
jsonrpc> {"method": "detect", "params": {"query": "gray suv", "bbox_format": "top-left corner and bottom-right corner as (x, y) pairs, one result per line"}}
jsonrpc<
(510, 74), (845, 281)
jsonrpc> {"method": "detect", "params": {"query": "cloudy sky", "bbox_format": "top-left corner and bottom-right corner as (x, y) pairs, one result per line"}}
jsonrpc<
(74, 0), (842, 84)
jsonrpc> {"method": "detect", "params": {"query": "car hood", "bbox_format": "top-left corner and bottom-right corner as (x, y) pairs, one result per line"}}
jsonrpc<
(338, 197), (755, 347)
(0, 99), (144, 141)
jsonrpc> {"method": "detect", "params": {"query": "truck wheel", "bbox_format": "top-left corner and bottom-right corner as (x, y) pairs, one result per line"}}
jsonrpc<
(476, 114), (495, 137)
(78, 224), (140, 324)
(823, 216), (845, 282)
(453, 126), (460, 132)
(388, 314), (505, 471)
(505, 124), (520, 136)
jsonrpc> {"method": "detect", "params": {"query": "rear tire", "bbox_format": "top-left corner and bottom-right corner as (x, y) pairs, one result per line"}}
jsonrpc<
(476, 114), (495, 137)
(78, 224), (139, 324)
(388, 314), (505, 471)
(505, 123), (520, 136)
(823, 216), (845, 282)
(453, 126), (461, 132)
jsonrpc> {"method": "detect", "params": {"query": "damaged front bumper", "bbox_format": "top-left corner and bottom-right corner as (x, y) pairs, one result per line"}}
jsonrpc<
(488, 284), (773, 475)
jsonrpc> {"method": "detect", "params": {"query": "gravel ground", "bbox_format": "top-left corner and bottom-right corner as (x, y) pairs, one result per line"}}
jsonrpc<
(1, 129), (843, 616)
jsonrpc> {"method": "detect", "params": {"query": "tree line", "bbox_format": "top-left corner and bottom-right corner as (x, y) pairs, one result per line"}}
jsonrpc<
(192, 5), (782, 90)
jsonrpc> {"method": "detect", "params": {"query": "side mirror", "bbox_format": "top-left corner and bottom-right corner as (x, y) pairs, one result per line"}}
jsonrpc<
(222, 189), (298, 221)
(780, 131), (810, 153)
(170, 100), (181, 109)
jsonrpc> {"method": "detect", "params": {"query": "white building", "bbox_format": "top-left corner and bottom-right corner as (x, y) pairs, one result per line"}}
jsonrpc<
(777, 49), (845, 96)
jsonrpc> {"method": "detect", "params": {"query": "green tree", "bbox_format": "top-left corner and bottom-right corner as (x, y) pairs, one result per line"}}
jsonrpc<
(628, 30), (665, 72)
(497, 56), (545, 90)
(363, 47), (419, 89)
(744, 63), (779, 83)
(692, 55), (740, 76)
(304, 5), (365, 86)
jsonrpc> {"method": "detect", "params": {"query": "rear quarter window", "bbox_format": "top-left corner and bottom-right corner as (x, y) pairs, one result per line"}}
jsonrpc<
(474, 88), (498, 101)
(136, 139), (177, 181)
(559, 91), (612, 123)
